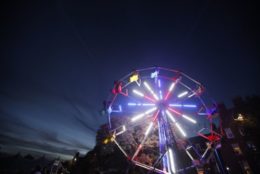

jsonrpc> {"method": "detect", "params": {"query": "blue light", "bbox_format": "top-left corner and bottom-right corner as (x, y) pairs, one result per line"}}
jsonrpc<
(183, 104), (197, 108)
(169, 104), (197, 108)
(128, 103), (137, 106)
(128, 103), (155, 106)
(159, 90), (163, 100)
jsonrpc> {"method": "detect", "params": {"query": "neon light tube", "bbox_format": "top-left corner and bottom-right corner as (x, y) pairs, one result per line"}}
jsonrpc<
(182, 114), (197, 124)
(144, 81), (159, 100)
(131, 107), (157, 122)
(133, 89), (144, 97)
(169, 82), (175, 92)
(177, 91), (188, 98)
(145, 122), (153, 135)
(176, 123), (186, 137)
(168, 148), (176, 173)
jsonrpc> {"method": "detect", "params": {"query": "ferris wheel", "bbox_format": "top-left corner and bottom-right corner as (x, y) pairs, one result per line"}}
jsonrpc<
(105, 67), (222, 174)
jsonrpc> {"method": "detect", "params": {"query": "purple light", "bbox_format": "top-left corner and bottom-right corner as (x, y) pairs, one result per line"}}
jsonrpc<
(159, 90), (163, 100)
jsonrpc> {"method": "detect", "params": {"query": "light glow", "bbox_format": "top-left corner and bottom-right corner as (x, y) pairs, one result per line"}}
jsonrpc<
(133, 89), (144, 97)
(145, 122), (154, 135)
(177, 91), (188, 98)
(158, 79), (161, 87)
(166, 110), (186, 137)
(164, 82), (176, 100)
(159, 90), (163, 100)
(130, 74), (139, 82)
(131, 107), (157, 122)
(176, 123), (186, 137)
(144, 81), (159, 100)
(169, 104), (196, 108)
(169, 82), (176, 91)
(168, 148), (176, 173)
(142, 103), (156, 106)
(166, 110), (176, 122)
(182, 114), (197, 124)
(128, 103), (155, 106)
(183, 104), (196, 108)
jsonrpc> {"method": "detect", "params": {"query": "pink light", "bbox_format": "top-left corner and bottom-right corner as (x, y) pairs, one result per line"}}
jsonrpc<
(168, 107), (182, 116)
(144, 95), (156, 102)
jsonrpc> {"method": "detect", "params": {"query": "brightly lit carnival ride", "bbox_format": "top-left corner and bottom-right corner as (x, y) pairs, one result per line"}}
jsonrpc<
(105, 67), (222, 174)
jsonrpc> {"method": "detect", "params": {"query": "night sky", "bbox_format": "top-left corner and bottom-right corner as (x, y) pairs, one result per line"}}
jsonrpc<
(0, 1), (259, 159)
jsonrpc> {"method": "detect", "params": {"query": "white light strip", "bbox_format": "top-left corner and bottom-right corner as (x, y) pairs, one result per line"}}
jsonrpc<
(144, 81), (159, 100)
(169, 104), (182, 107)
(128, 103), (137, 106)
(133, 89), (144, 97)
(128, 103), (155, 106)
(169, 82), (175, 92)
(166, 110), (186, 137)
(145, 107), (157, 114)
(182, 114), (197, 124)
(183, 104), (197, 108)
(131, 107), (157, 122)
(166, 110), (176, 122)
(169, 104), (197, 108)
(186, 149), (194, 160)
(168, 148), (176, 173)
(142, 103), (156, 106)
(131, 113), (145, 122)
(176, 123), (186, 137)
(145, 122), (153, 135)
(177, 91), (188, 98)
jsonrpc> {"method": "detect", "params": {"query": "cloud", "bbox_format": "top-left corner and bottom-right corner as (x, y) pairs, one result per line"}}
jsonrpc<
(0, 87), (98, 159)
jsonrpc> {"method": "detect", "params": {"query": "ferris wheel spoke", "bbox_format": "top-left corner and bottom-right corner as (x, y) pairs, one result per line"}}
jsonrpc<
(169, 103), (197, 108)
(167, 107), (197, 124)
(131, 107), (157, 122)
(165, 110), (187, 137)
(133, 89), (156, 102)
(131, 110), (160, 160)
(128, 102), (156, 106)
(177, 91), (189, 98)
(143, 81), (159, 101)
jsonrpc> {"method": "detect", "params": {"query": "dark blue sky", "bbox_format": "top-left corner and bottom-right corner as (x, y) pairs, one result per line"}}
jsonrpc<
(0, 1), (259, 159)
